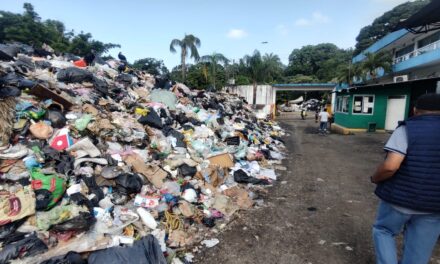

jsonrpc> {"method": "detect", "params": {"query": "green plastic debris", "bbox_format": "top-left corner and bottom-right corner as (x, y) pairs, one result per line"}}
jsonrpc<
(75, 114), (92, 131)
(30, 168), (66, 210)
(150, 89), (177, 110)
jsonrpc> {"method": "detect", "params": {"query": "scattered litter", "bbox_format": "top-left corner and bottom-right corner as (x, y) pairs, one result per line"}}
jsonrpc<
(201, 238), (220, 248)
(0, 45), (286, 263)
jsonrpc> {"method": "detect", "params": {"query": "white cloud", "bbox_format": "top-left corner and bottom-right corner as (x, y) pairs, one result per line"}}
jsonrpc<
(295, 11), (331, 27)
(295, 18), (310, 26)
(312, 11), (330, 23)
(227, 29), (248, 39)
(276, 24), (289, 36)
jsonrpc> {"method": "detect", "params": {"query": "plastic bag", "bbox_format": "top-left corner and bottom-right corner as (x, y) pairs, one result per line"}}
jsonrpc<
(57, 67), (94, 84)
(179, 164), (197, 177)
(0, 233), (48, 263)
(51, 212), (95, 232)
(115, 173), (143, 194)
(88, 235), (166, 264)
(74, 114), (92, 131)
(233, 169), (269, 185)
(40, 251), (86, 264)
(0, 186), (36, 226)
(30, 169), (66, 210)
(137, 108), (163, 129)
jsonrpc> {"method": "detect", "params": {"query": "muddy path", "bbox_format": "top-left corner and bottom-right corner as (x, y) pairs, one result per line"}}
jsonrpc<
(196, 114), (440, 264)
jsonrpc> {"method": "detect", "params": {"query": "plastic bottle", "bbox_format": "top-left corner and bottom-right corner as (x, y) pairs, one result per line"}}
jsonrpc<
(137, 207), (157, 229)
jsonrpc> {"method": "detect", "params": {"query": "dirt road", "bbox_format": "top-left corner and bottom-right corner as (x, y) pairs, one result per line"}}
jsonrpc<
(196, 113), (440, 264)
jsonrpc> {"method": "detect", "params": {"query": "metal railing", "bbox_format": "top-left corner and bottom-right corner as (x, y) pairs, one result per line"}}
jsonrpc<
(393, 39), (440, 64)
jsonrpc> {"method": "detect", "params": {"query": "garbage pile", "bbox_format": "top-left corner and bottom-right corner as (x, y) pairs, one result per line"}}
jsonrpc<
(0, 43), (286, 264)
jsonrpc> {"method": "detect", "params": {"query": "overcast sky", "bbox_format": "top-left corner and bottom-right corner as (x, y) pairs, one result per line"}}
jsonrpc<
(1, 0), (411, 68)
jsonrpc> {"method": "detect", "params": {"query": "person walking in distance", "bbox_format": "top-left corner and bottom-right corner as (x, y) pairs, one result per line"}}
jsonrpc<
(318, 108), (329, 134)
(371, 93), (440, 264)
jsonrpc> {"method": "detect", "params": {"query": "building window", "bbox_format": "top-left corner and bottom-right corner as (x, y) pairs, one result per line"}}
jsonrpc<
(418, 31), (440, 49)
(353, 95), (374, 114)
(336, 96), (349, 113)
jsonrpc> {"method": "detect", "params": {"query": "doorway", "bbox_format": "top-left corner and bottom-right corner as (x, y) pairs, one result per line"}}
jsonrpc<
(385, 96), (407, 131)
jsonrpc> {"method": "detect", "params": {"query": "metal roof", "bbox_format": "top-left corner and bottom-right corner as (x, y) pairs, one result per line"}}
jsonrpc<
(395, 0), (440, 34)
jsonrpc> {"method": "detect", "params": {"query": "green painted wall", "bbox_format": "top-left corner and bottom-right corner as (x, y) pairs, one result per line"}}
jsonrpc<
(334, 85), (411, 130)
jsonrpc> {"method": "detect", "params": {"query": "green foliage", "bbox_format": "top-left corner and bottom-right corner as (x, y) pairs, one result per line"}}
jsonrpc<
(200, 52), (229, 89)
(286, 74), (319, 84)
(354, 0), (430, 55)
(235, 75), (251, 85)
(132, 57), (169, 76)
(285, 43), (352, 83)
(0, 3), (120, 56)
(170, 34), (201, 82)
(359, 52), (392, 80)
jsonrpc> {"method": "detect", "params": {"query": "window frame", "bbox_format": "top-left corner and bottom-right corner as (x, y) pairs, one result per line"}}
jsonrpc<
(352, 94), (375, 115)
(336, 95), (350, 114)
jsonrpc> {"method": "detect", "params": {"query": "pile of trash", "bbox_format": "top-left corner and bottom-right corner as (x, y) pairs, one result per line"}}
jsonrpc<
(0, 43), (286, 264)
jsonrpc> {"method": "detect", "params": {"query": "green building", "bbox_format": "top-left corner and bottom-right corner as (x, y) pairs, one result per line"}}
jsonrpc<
(333, 2), (440, 133)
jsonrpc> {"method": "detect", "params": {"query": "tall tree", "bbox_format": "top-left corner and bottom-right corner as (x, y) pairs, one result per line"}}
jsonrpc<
(262, 53), (284, 83)
(285, 43), (351, 82)
(169, 34), (201, 82)
(242, 50), (266, 106)
(199, 52), (229, 90)
(354, 0), (430, 55)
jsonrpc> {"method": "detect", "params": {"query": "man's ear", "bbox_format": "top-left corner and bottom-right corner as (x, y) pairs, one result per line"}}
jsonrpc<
(414, 107), (419, 116)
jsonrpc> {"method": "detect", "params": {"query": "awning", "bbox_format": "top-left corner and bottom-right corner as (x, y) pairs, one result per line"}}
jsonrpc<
(395, 0), (440, 34)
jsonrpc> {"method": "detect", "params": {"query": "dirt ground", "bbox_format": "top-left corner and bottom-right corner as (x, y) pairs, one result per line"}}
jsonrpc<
(196, 112), (440, 264)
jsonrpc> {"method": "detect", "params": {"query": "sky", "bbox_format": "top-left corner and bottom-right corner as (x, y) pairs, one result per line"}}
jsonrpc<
(1, 0), (412, 69)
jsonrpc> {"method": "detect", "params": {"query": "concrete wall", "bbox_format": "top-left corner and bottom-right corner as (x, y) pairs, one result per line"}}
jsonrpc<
(226, 85), (273, 105)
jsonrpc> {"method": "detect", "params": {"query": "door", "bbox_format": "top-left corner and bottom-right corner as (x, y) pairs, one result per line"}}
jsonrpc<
(385, 96), (406, 131)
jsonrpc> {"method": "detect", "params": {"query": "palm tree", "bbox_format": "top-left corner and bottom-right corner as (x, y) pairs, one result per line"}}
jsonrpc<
(200, 52), (229, 90)
(336, 62), (362, 85)
(262, 53), (284, 83)
(361, 52), (392, 81)
(170, 34), (201, 82)
(242, 50), (265, 106)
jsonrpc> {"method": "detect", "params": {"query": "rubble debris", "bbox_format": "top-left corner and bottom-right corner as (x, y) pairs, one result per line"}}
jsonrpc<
(0, 45), (286, 263)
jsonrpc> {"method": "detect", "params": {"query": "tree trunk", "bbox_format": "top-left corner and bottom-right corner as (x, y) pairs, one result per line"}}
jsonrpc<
(252, 81), (257, 107)
(181, 55), (186, 83)
(212, 63), (216, 90)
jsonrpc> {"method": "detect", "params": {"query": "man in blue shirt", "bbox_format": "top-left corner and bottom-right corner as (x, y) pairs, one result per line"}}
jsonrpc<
(371, 93), (440, 264)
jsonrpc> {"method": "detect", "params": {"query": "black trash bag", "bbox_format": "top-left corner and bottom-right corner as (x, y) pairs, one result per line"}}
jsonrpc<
(51, 212), (95, 232)
(34, 60), (51, 70)
(33, 48), (53, 58)
(179, 164), (197, 177)
(0, 44), (20, 61)
(0, 86), (21, 98)
(0, 73), (35, 89)
(116, 73), (133, 84)
(115, 173), (143, 194)
(81, 176), (104, 207)
(175, 112), (189, 125)
(69, 193), (94, 212)
(92, 76), (110, 96)
(88, 235), (166, 264)
(35, 189), (53, 211)
(202, 217), (216, 228)
(0, 233), (48, 263)
(14, 56), (36, 73)
(233, 169), (270, 185)
(46, 110), (66, 129)
(0, 219), (26, 242)
(137, 108), (163, 129)
(41, 251), (86, 264)
(225, 136), (240, 146)
(57, 67), (94, 84)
